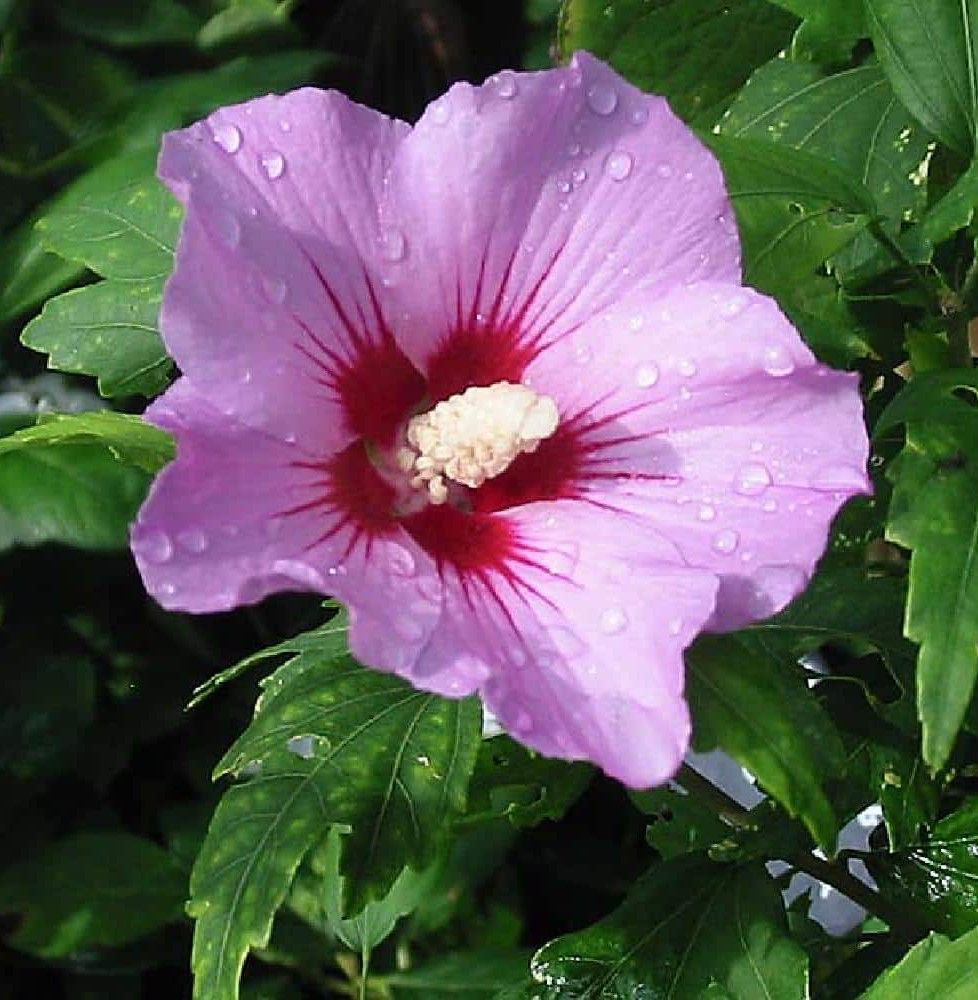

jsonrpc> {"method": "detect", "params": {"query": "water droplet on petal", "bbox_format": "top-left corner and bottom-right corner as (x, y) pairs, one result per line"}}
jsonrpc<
(628, 313), (644, 332)
(635, 362), (659, 388)
(603, 150), (633, 181)
(712, 529), (739, 554)
(668, 617), (683, 636)
(678, 359), (697, 377)
(430, 101), (451, 125)
(568, 141), (582, 157)
(600, 606), (628, 634)
(135, 530), (172, 563)
(586, 81), (618, 115)
(571, 167), (588, 185)
(575, 345), (593, 364)
(388, 543), (416, 578)
(262, 275), (288, 304)
(379, 226), (407, 262)
(556, 178), (572, 194)
(287, 735), (316, 759)
(762, 344), (795, 376)
(657, 163), (674, 178)
(762, 499), (778, 513)
(279, 120), (292, 132)
(722, 294), (747, 317)
(212, 123), (241, 153)
(694, 502), (716, 523)
(630, 106), (649, 126)
(177, 528), (208, 553)
(493, 70), (518, 99)
(735, 462), (772, 496)
(811, 463), (867, 491)
(260, 151), (285, 180)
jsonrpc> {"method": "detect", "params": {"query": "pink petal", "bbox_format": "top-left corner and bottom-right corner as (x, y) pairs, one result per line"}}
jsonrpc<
(397, 501), (718, 787)
(132, 381), (442, 661)
(158, 88), (415, 447)
(380, 52), (739, 394)
(525, 281), (871, 630)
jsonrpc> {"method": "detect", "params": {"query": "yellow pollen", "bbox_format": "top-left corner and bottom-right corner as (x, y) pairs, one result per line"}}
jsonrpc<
(399, 381), (560, 505)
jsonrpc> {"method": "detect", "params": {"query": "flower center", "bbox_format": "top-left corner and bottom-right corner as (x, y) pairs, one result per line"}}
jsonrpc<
(397, 381), (559, 505)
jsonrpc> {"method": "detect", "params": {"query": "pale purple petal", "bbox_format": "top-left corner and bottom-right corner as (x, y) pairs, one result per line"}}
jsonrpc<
(525, 281), (870, 630)
(158, 88), (410, 446)
(396, 501), (719, 787)
(381, 50), (739, 375)
(132, 381), (442, 662)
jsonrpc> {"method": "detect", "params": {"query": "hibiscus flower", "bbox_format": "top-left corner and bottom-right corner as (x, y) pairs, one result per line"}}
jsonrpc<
(132, 52), (869, 788)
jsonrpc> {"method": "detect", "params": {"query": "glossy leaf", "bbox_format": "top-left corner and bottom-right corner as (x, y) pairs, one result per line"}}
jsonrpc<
(558, 0), (797, 124)
(0, 411), (175, 473)
(37, 174), (181, 282)
(706, 134), (873, 298)
(866, 0), (978, 157)
(0, 832), (186, 958)
(527, 857), (808, 999)
(190, 619), (481, 1000)
(870, 798), (978, 937)
(21, 279), (172, 398)
(687, 633), (846, 851)
(386, 951), (532, 998)
(767, 0), (867, 62)
(878, 371), (978, 769)
(859, 926), (978, 998)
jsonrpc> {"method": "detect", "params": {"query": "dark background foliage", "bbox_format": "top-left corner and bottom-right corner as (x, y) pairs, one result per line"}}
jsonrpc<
(3, 1), (978, 999)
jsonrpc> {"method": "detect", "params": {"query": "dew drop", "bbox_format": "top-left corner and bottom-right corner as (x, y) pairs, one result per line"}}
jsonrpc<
(212, 123), (241, 153)
(287, 735), (316, 759)
(556, 178), (572, 194)
(177, 528), (208, 553)
(712, 529), (740, 554)
(574, 345), (593, 364)
(657, 163), (674, 178)
(635, 362), (659, 388)
(260, 151), (285, 180)
(430, 101), (451, 125)
(678, 386), (692, 401)
(603, 150), (633, 181)
(279, 120), (292, 133)
(600, 606), (628, 634)
(135, 530), (172, 563)
(722, 294), (747, 317)
(668, 617), (683, 636)
(762, 344), (795, 377)
(388, 543), (416, 578)
(493, 70), (518, 99)
(762, 499), (778, 513)
(735, 462), (772, 496)
(698, 503), (716, 522)
(571, 167), (588, 185)
(811, 463), (867, 491)
(568, 141), (582, 157)
(378, 226), (407, 262)
(678, 359), (697, 377)
(262, 275), (288, 304)
(630, 106), (649, 126)
(628, 313), (644, 331)
(586, 81), (618, 115)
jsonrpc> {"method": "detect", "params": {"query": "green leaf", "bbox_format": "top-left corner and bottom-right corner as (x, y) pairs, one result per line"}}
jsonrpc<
(557, 0), (797, 124)
(319, 827), (438, 952)
(0, 147), (157, 323)
(527, 857), (808, 999)
(21, 279), (172, 397)
(0, 442), (149, 551)
(461, 736), (593, 829)
(53, 0), (202, 47)
(198, 0), (298, 54)
(0, 832), (186, 958)
(720, 60), (932, 273)
(870, 797), (978, 937)
(767, 0), (867, 62)
(38, 173), (181, 281)
(687, 633), (846, 850)
(387, 951), (532, 998)
(903, 159), (978, 261)
(865, 0), (978, 157)
(705, 134), (873, 299)
(630, 783), (732, 860)
(0, 411), (175, 473)
(859, 926), (978, 998)
(877, 371), (978, 769)
(190, 619), (482, 1000)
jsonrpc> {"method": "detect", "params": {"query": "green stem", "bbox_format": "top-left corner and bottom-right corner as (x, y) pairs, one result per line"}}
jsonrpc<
(676, 764), (757, 831)
(359, 947), (371, 1000)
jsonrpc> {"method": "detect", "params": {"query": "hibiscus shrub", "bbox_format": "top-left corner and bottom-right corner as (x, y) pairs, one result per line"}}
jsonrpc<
(2, 1), (978, 998)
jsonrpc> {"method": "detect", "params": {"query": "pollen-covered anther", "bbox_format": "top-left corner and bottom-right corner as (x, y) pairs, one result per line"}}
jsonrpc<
(403, 381), (559, 505)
